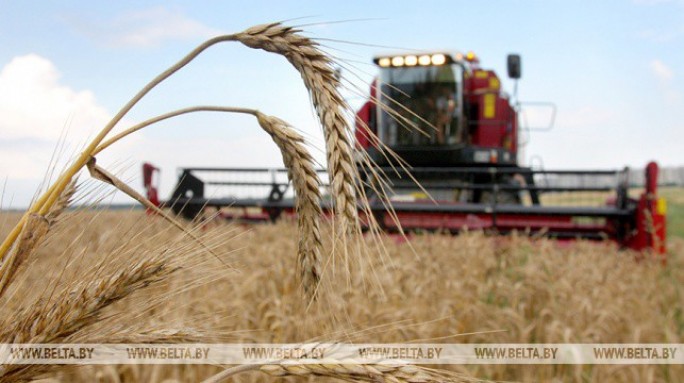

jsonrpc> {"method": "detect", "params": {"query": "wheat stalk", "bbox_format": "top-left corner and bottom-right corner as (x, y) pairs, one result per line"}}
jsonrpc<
(85, 157), (232, 270)
(0, 21), (358, 259)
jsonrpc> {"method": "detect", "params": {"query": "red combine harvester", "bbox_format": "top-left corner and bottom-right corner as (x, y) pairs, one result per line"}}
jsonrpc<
(143, 52), (667, 255)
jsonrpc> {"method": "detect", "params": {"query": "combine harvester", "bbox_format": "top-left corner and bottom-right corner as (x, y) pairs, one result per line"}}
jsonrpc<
(142, 52), (667, 255)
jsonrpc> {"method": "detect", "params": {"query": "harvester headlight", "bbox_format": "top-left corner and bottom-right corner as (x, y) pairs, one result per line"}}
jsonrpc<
(431, 54), (447, 65)
(378, 57), (391, 67)
(376, 53), (452, 67)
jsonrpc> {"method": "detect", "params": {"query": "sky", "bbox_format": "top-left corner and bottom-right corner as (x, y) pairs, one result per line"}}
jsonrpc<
(0, 0), (683, 207)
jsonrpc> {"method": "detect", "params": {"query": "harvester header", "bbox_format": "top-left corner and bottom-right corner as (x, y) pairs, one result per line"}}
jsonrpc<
(142, 50), (667, 259)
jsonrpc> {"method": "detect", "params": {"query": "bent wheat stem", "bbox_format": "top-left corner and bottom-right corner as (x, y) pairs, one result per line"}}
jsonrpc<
(0, 23), (364, 289)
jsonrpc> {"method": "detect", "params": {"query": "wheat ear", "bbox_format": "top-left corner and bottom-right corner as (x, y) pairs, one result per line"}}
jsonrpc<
(96, 106), (324, 299)
(93, 105), (324, 299)
(1, 256), (172, 344)
(0, 180), (76, 298)
(203, 362), (478, 383)
(0, 256), (174, 382)
(45, 178), (77, 222)
(233, 23), (359, 234)
(0, 214), (49, 297)
(255, 112), (323, 298)
(260, 363), (476, 383)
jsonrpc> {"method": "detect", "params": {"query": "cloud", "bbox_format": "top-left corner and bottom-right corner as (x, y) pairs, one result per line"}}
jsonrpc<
(633, 0), (676, 4)
(0, 54), (142, 207)
(0, 54), (121, 208)
(0, 54), (111, 142)
(649, 59), (682, 104)
(650, 59), (674, 81)
(638, 26), (684, 43)
(67, 7), (222, 47)
(0, 52), (316, 208)
(633, 0), (684, 6)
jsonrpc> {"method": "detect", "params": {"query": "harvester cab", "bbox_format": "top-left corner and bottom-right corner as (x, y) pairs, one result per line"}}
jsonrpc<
(356, 52), (518, 167)
(355, 51), (526, 204)
(143, 50), (667, 259)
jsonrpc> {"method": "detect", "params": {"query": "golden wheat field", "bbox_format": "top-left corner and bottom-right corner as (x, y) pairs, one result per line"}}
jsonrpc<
(1, 20), (682, 383)
(0, 209), (681, 383)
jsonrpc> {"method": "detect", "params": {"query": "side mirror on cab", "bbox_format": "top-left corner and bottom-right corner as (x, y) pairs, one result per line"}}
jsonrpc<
(507, 54), (521, 79)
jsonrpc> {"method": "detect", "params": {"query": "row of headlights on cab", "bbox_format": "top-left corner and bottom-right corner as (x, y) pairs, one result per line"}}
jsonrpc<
(377, 52), (478, 68)
(378, 54), (446, 67)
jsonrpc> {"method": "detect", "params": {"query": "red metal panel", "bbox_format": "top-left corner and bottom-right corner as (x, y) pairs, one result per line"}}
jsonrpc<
(507, 103), (518, 154)
(142, 162), (160, 211)
(354, 101), (373, 149)
(626, 162), (667, 260)
(377, 210), (611, 235)
(468, 70), (500, 92)
(466, 70), (510, 149)
(354, 79), (377, 150)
